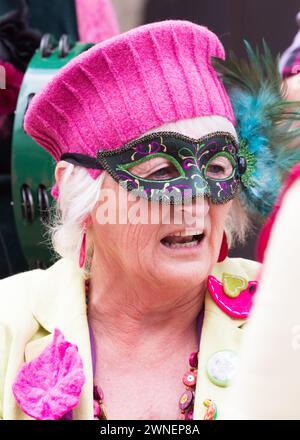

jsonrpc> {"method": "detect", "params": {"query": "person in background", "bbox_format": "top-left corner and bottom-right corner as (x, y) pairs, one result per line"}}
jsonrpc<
(279, 12), (300, 104)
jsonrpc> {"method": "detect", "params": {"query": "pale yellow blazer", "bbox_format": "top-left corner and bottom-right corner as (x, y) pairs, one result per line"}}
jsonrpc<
(0, 256), (260, 420)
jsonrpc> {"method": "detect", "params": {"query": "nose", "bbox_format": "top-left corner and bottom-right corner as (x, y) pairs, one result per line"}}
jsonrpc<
(179, 196), (209, 228)
(196, 196), (209, 216)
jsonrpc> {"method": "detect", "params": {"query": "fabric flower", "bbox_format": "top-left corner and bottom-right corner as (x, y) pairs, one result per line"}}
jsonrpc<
(0, 60), (23, 116)
(12, 328), (85, 420)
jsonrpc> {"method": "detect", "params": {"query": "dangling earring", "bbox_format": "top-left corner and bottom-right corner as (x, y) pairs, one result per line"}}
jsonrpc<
(79, 225), (87, 268)
(217, 231), (228, 262)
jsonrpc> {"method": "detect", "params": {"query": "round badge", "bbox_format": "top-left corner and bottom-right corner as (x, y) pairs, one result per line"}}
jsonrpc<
(206, 350), (239, 387)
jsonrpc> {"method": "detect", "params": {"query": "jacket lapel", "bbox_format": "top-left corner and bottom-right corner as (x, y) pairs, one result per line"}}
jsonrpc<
(193, 257), (253, 420)
(193, 294), (245, 419)
(24, 258), (94, 420)
(19, 256), (257, 421)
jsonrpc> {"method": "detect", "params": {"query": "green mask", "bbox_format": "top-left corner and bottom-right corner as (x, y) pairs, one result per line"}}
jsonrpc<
(61, 131), (247, 204)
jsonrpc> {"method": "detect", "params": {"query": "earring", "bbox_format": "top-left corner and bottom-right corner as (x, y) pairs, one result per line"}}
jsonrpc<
(217, 231), (228, 263)
(79, 226), (87, 268)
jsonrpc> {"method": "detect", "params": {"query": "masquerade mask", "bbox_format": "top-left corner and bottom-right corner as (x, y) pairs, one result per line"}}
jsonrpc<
(61, 131), (247, 204)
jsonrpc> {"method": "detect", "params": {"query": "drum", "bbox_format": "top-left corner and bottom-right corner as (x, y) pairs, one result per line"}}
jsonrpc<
(11, 34), (93, 269)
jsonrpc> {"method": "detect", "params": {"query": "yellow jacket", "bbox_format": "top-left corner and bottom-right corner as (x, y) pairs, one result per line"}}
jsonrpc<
(0, 256), (260, 420)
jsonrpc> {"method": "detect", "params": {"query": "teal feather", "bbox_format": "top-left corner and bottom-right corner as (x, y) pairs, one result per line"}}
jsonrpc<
(212, 41), (300, 218)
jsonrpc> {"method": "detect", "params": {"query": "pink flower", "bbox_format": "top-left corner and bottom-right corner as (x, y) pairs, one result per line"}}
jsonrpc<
(12, 329), (85, 420)
(0, 61), (23, 116)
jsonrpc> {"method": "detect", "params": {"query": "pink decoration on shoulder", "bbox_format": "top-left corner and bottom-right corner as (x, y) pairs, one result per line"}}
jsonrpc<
(12, 329), (85, 420)
(207, 275), (258, 319)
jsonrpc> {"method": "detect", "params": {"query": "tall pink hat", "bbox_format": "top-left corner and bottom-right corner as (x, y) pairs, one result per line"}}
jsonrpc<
(24, 20), (235, 198)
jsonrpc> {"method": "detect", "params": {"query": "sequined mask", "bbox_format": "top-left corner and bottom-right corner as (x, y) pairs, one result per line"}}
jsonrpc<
(61, 131), (247, 204)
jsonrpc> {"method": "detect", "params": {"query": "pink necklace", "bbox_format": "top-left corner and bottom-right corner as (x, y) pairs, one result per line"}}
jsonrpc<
(85, 280), (204, 420)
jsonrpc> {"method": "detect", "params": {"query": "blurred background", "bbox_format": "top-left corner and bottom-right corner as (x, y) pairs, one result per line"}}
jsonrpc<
(119, 0), (300, 56)
(1, 0), (300, 278)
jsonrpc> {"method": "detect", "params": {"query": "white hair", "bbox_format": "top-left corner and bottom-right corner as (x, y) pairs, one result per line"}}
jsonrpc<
(49, 166), (105, 276)
(48, 117), (251, 271)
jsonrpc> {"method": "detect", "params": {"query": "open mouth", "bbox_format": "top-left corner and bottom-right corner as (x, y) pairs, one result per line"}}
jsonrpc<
(160, 230), (205, 249)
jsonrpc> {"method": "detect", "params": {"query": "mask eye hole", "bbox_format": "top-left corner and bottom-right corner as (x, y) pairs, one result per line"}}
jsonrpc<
(205, 154), (235, 180)
(128, 156), (181, 181)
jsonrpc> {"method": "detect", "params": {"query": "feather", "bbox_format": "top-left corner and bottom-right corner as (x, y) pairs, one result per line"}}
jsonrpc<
(212, 41), (300, 218)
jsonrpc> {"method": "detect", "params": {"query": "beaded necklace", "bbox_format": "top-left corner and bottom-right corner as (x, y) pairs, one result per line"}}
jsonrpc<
(86, 280), (204, 420)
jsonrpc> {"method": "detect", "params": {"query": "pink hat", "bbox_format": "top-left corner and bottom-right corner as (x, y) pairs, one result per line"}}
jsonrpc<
(24, 20), (235, 198)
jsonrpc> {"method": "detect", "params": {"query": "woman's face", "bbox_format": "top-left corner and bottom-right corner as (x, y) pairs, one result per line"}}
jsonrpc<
(90, 166), (232, 291)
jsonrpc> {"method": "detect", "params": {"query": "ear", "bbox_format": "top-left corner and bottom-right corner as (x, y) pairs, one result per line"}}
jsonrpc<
(55, 160), (71, 189)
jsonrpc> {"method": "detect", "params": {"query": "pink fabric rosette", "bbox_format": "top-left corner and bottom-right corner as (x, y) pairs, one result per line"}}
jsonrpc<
(12, 328), (85, 420)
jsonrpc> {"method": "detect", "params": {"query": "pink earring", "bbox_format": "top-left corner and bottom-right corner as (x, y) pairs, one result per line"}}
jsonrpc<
(217, 232), (228, 263)
(79, 226), (87, 268)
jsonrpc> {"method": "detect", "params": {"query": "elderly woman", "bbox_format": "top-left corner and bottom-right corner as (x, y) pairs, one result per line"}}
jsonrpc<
(0, 20), (299, 421)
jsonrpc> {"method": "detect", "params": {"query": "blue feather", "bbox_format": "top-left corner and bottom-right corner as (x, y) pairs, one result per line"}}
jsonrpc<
(213, 43), (300, 218)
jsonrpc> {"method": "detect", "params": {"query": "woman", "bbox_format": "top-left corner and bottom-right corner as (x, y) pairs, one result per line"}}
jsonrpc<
(0, 20), (299, 420)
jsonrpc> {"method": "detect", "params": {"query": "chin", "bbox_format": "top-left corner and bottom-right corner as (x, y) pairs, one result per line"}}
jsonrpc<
(153, 256), (212, 290)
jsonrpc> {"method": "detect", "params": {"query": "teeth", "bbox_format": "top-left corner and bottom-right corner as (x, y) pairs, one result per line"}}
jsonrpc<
(163, 240), (199, 249)
(172, 229), (203, 237)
